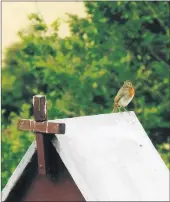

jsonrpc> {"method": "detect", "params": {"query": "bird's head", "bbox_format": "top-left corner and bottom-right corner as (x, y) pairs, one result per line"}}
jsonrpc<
(124, 80), (133, 88)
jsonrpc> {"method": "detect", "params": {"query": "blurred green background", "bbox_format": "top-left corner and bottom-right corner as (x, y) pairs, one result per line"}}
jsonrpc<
(2, 1), (170, 189)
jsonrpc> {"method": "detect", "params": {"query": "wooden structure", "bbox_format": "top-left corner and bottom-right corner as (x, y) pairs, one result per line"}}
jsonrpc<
(2, 95), (85, 202)
(2, 95), (169, 201)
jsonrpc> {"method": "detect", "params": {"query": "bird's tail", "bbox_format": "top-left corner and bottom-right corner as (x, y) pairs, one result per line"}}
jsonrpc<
(113, 102), (118, 113)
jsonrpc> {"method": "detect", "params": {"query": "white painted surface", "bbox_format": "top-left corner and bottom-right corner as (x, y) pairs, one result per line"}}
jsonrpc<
(2, 141), (36, 202)
(52, 112), (169, 201)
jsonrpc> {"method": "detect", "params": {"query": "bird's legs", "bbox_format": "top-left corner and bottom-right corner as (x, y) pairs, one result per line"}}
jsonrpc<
(118, 107), (121, 112)
(123, 107), (127, 112)
(123, 107), (131, 115)
(118, 107), (124, 116)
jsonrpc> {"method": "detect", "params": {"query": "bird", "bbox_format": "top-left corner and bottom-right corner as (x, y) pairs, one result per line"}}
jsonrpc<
(113, 80), (135, 113)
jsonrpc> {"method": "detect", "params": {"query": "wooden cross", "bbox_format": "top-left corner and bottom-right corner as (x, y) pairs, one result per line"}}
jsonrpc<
(18, 95), (65, 175)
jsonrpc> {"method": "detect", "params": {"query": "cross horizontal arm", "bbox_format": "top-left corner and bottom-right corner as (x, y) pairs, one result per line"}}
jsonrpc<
(18, 119), (65, 134)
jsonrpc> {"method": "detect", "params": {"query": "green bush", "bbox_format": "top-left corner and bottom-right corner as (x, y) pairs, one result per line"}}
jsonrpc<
(2, 1), (169, 188)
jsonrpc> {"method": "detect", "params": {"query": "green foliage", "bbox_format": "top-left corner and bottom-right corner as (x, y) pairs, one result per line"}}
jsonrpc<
(2, 2), (170, 189)
(157, 138), (170, 169)
(2, 104), (34, 188)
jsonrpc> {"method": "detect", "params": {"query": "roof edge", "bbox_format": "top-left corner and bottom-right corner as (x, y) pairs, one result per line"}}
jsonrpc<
(2, 141), (36, 202)
(50, 111), (136, 122)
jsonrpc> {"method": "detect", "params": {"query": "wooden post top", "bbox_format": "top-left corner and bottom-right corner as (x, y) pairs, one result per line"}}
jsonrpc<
(18, 95), (65, 134)
(17, 95), (65, 175)
(33, 95), (47, 122)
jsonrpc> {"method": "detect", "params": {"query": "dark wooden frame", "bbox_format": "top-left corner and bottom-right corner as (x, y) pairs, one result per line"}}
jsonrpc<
(18, 95), (65, 175)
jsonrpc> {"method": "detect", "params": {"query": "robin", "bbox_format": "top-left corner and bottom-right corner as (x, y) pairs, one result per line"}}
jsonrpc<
(113, 80), (135, 113)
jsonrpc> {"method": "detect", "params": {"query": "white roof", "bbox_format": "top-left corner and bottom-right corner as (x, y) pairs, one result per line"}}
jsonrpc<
(52, 111), (169, 201)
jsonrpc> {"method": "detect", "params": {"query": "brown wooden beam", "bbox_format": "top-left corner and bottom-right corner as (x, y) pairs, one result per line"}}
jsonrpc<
(17, 95), (65, 176)
(35, 133), (46, 175)
(34, 95), (48, 175)
(18, 119), (65, 134)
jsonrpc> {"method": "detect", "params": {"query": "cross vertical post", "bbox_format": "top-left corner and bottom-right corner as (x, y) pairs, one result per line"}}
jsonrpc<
(33, 95), (47, 175)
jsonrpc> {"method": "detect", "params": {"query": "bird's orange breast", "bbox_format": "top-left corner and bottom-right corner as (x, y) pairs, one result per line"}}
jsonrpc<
(129, 87), (135, 97)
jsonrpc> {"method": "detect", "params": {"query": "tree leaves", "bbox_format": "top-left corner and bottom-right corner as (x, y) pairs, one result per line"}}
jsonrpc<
(2, 2), (170, 188)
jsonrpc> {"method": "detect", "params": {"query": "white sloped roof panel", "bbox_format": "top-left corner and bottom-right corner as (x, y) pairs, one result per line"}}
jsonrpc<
(52, 111), (169, 201)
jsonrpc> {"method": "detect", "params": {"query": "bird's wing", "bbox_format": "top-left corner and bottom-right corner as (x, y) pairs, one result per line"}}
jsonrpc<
(113, 89), (125, 112)
(114, 88), (125, 103)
